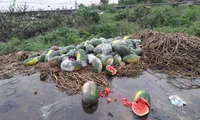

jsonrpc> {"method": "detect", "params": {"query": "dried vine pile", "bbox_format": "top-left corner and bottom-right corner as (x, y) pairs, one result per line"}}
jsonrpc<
(36, 61), (109, 93)
(0, 52), (37, 79)
(132, 31), (200, 77)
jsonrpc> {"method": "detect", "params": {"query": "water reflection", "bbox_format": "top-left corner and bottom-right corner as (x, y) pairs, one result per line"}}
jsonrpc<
(81, 100), (98, 114)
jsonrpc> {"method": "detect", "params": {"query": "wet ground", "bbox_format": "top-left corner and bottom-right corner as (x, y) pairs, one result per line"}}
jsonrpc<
(0, 72), (200, 120)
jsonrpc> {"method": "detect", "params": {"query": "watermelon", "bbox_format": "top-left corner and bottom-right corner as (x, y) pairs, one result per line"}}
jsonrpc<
(135, 48), (143, 56)
(123, 54), (140, 64)
(133, 39), (142, 45)
(66, 49), (76, 57)
(113, 54), (122, 65)
(93, 43), (112, 55)
(114, 37), (121, 40)
(107, 38), (114, 43)
(112, 40), (127, 46)
(133, 90), (151, 104)
(48, 56), (63, 62)
(105, 65), (117, 76)
(87, 54), (96, 64)
(76, 49), (87, 62)
(76, 44), (85, 50)
(92, 57), (102, 73)
(28, 53), (40, 59)
(99, 37), (107, 43)
(60, 45), (75, 54)
(86, 44), (94, 53)
(90, 38), (103, 47)
(60, 59), (82, 71)
(109, 52), (117, 57)
(39, 50), (48, 62)
(113, 45), (130, 57)
(45, 50), (61, 62)
(51, 46), (59, 51)
(132, 90), (151, 117)
(82, 81), (98, 106)
(123, 36), (130, 40)
(23, 57), (40, 66)
(129, 47), (136, 54)
(44, 50), (54, 62)
(49, 51), (61, 58)
(101, 56), (114, 67)
(126, 39), (134, 48)
(96, 54), (106, 60)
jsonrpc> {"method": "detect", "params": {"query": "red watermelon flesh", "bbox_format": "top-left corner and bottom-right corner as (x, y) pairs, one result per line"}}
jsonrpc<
(132, 97), (149, 117)
(106, 65), (117, 75)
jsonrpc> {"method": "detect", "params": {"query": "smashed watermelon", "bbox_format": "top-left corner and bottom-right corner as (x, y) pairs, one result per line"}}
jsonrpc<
(132, 97), (150, 117)
(105, 65), (117, 76)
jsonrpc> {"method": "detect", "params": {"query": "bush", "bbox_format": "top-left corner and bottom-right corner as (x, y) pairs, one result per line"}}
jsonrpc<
(0, 37), (20, 55)
(119, 0), (138, 5)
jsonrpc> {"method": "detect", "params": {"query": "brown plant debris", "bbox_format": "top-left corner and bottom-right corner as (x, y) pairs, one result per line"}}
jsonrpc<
(132, 30), (200, 78)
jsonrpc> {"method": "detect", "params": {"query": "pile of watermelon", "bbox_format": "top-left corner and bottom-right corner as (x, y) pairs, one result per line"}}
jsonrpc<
(23, 36), (142, 74)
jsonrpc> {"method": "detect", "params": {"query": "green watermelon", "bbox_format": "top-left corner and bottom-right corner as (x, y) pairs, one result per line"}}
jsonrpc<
(66, 49), (76, 57)
(49, 51), (61, 58)
(132, 90), (151, 117)
(109, 52), (117, 57)
(134, 39), (142, 45)
(130, 39), (137, 49)
(123, 36), (130, 40)
(96, 54), (106, 60)
(114, 37), (121, 40)
(112, 40), (127, 46)
(76, 49), (87, 62)
(129, 47), (136, 54)
(82, 81), (98, 106)
(60, 45), (75, 54)
(123, 54), (140, 64)
(51, 46), (59, 51)
(44, 50), (54, 62)
(113, 45), (130, 57)
(101, 56), (114, 67)
(93, 43), (112, 55)
(39, 50), (48, 62)
(107, 38), (114, 43)
(23, 57), (40, 66)
(99, 37), (107, 43)
(87, 54), (96, 64)
(28, 53), (40, 59)
(92, 57), (102, 73)
(90, 38), (103, 47)
(113, 54), (122, 65)
(86, 44), (94, 53)
(105, 65), (117, 76)
(60, 60), (82, 71)
(126, 39), (134, 48)
(135, 48), (142, 56)
(48, 56), (63, 61)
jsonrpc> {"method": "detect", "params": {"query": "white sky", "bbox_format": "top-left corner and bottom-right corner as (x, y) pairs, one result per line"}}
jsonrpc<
(0, 0), (118, 11)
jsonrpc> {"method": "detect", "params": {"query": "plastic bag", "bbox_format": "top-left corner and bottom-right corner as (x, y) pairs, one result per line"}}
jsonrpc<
(169, 95), (186, 107)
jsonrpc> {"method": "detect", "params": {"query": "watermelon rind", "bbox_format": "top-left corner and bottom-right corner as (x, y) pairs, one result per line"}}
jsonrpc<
(133, 90), (151, 106)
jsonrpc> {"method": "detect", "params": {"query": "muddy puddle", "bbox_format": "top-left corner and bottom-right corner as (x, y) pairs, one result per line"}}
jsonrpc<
(0, 72), (200, 120)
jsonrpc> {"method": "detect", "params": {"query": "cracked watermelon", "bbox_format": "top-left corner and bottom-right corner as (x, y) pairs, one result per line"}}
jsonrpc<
(105, 65), (117, 76)
(101, 56), (114, 67)
(132, 90), (151, 117)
